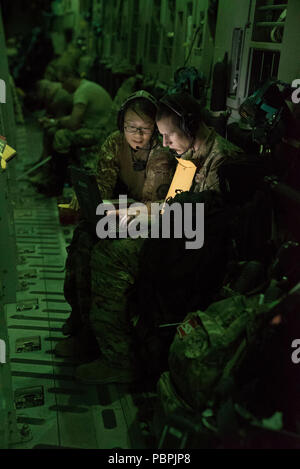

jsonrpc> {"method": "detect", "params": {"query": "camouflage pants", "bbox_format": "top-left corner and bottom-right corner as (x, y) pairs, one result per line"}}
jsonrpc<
(90, 237), (145, 369)
(52, 127), (109, 171)
(64, 221), (99, 332)
(53, 127), (105, 154)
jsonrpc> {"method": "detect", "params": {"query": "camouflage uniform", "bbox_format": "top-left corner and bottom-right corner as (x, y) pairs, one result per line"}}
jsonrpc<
(64, 220), (98, 333)
(94, 130), (175, 200)
(53, 127), (107, 160)
(64, 132), (175, 338)
(90, 238), (144, 369)
(31, 126), (107, 187)
(88, 130), (243, 371)
(181, 127), (244, 192)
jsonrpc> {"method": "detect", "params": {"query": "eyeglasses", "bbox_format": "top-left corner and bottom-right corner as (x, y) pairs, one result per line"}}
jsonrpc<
(124, 125), (154, 135)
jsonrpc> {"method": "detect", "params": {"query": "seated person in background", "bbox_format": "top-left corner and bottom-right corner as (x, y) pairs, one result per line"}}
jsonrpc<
(32, 62), (113, 195)
(36, 79), (73, 118)
(70, 91), (244, 385)
(43, 43), (82, 81)
(30, 79), (73, 164)
(55, 90), (175, 363)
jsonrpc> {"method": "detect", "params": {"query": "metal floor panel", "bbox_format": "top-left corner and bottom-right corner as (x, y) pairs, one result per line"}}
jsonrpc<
(7, 194), (132, 449)
(4, 120), (153, 449)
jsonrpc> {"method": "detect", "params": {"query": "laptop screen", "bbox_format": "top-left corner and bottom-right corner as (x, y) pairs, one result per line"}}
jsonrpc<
(70, 166), (103, 225)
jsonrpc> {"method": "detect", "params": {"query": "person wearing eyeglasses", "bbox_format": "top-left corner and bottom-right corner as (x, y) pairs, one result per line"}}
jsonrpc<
(56, 91), (175, 366)
(72, 91), (245, 385)
(93, 90), (175, 203)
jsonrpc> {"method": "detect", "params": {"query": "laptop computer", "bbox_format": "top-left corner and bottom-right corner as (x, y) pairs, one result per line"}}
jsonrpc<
(70, 166), (134, 227)
(70, 166), (103, 226)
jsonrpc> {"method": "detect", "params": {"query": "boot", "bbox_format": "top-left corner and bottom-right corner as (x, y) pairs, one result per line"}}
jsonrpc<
(54, 336), (79, 359)
(62, 316), (79, 336)
(54, 327), (101, 363)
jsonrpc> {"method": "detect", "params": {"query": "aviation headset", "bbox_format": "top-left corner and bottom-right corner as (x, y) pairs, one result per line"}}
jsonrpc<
(117, 90), (158, 132)
(173, 67), (206, 104)
(239, 79), (292, 146)
(159, 91), (202, 138)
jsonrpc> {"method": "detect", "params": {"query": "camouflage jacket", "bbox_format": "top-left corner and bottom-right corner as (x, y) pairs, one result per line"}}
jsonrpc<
(95, 131), (175, 201)
(181, 128), (244, 192)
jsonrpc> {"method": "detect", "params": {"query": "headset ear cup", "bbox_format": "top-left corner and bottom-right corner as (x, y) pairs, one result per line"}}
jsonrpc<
(178, 113), (188, 137)
(160, 92), (200, 137)
(180, 116), (187, 135)
(184, 113), (198, 138)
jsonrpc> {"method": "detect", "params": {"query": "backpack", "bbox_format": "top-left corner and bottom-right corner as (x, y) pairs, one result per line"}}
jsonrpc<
(162, 294), (281, 413)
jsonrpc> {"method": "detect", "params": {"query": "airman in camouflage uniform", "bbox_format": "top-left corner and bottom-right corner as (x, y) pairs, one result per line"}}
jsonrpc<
(75, 93), (244, 385)
(180, 127), (243, 192)
(57, 92), (175, 367)
(63, 130), (175, 339)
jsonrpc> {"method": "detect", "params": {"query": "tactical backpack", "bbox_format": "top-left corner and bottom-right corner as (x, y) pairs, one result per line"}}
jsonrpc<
(157, 293), (280, 417)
